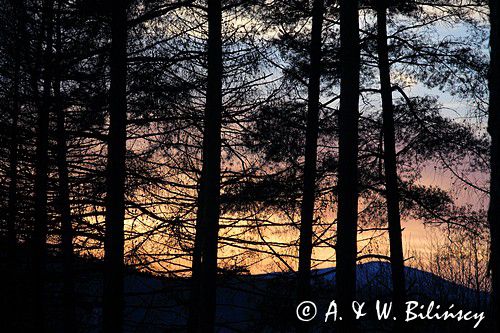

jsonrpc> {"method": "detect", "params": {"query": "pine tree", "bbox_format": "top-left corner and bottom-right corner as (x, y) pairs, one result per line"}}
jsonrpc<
(297, 2), (325, 332)
(189, 0), (224, 331)
(335, 0), (360, 329)
(488, 0), (500, 330)
(375, 0), (406, 324)
(103, 0), (128, 332)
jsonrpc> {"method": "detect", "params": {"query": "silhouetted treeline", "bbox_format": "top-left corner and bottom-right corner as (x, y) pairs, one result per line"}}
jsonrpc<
(0, 0), (495, 332)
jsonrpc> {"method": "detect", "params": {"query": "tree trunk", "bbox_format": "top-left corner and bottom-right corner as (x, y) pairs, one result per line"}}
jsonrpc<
(488, 0), (500, 331)
(189, 0), (223, 331)
(4, 1), (24, 329)
(375, 0), (406, 325)
(335, 0), (360, 330)
(297, 0), (324, 330)
(103, 0), (128, 332)
(5, 54), (20, 333)
(53, 3), (75, 331)
(32, 0), (54, 330)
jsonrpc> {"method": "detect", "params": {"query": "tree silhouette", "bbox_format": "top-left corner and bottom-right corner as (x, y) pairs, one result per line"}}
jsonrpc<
(488, 0), (500, 330)
(297, 2), (325, 330)
(189, 0), (223, 331)
(32, 1), (55, 330)
(375, 0), (406, 324)
(335, 0), (361, 330)
(103, 0), (128, 332)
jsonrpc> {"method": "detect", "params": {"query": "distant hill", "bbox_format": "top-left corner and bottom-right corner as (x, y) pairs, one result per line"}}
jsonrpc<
(5, 255), (490, 332)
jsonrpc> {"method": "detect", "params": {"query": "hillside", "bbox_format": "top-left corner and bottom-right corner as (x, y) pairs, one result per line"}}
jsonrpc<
(28, 261), (486, 332)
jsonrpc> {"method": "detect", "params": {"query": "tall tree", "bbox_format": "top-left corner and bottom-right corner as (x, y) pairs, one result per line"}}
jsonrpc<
(103, 0), (128, 332)
(488, 0), (500, 330)
(3, 0), (25, 330)
(189, 0), (223, 331)
(297, 0), (325, 326)
(32, 0), (55, 330)
(53, 1), (75, 330)
(375, 0), (406, 324)
(335, 0), (360, 330)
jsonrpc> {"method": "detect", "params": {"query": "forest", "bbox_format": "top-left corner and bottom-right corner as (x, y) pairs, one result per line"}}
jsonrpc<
(0, 0), (497, 332)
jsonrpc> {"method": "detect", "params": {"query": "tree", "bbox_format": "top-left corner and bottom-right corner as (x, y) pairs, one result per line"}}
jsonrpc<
(297, 0), (325, 330)
(488, 0), (500, 330)
(103, 0), (128, 332)
(32, 0), (55, 330)
(335, 0), (360, 330)
(375, 0), (406, 323)
(2, 0), (26, 330)
(53, 1), (75, 330)
(189, 0), (223, 331)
